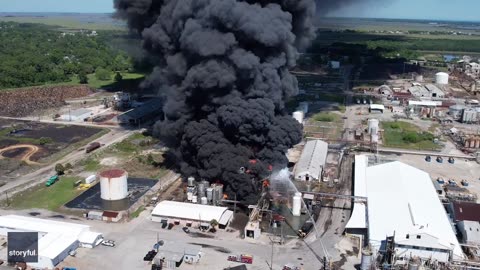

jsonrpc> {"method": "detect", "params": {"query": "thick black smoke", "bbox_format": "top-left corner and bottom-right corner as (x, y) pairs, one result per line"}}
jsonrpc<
(114, 0), (363, 203)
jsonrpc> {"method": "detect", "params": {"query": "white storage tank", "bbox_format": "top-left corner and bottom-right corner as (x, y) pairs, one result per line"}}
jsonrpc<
(201, 197), (208, 205)
(192, 195), (198, 204)
(206, 188), (214, 202)
(367, 119), (379, 135)
(436, 72), (449, 85)
(99, 169), (128, 201)
(292, 192), (302, 217)
(187, 176), (195, 187)
(187, 192), (193, 201)
(293, 111), (304, 124)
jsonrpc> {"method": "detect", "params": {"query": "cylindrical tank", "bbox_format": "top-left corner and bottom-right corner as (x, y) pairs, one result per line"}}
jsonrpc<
(360, 250), (372, 270)
(476, 139), (480, 148)
(192, 195), (198, 204)
(292, 192), (302, 217)
(436, 72), (449, 85)
(197, 182), (205, 198)
(206, 188), (214, 202)
(187, 176), (195, 187)
(99, 169), (128, 201)
(415, 75), (423, 82)
(408, 263), (419, 270)
(367, 119), (379, 135)
(187, 192), (193, 201)
(201, 197), (208, 205)
(214, 184), (224, 204)
(293, 111), (304, 124)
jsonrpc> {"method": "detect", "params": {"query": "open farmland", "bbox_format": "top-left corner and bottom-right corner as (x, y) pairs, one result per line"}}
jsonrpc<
(0, 119), (106, 178)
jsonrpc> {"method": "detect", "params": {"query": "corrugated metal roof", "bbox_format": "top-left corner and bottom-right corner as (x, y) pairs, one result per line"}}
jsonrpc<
(151, 201), (231, 223)
(118, 98), (163, 121)
(453, 201), (480, 222)
(294, 140), (328, 180)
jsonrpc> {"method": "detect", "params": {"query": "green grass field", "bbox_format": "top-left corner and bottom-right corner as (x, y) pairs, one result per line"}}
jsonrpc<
(41, 72), (145, 89)
(312, 112), (341, 122)
(382, 121), (440, 151)
(8, 176), (83, 211)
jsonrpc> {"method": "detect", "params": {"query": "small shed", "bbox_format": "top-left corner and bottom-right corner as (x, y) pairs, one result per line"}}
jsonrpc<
(102, 211), (122, 223)
(86, 211), (103, 221)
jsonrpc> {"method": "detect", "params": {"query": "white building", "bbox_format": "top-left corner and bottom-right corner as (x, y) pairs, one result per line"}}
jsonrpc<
(153, 242), (202, 269)
(59, 108), (92, 122)
(457, 221), (480, 246)
(346, 156), (464, 263)
(294, 140), (328, 182)
(0, 215), (103, 269)
(151, 201), (233, 228)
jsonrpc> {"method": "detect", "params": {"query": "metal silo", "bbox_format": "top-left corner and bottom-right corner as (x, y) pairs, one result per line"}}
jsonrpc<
(206, 188), (214, 203)
(187, 176), (195, 187)
(197, 182), (205, 198)
(292, 111), (304, 124)
(99, 169), (128, 201)
(435, 72), (449, 85)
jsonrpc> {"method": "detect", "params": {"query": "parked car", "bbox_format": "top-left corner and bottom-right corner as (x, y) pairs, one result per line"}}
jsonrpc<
(436, 156), (443, 163)
(161, 222), (168, 229)
(425, 155), (431, 162)
(182, 227), (190, 233)
(168, 223), (174, 230)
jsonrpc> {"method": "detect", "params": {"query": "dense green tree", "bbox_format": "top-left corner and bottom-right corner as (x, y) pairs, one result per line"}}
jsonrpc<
(78, 71), (88, 84)
(114, 72), (123, 82)
(95, 68), (111, 81)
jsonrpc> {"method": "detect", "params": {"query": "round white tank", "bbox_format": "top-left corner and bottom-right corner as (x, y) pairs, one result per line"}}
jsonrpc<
(292, 111), (304, 124)
(201, 197), (208, 205)
(192, 195), (198, 204)
(292, 192), (302, 217)
(436, 72), (449, 85)
(367, 119), (379, 135)
(99, 169), (128, 201)
(187, 192), (193, 201)
(187, 176), (195, 187)
(206, 188), (213, 202)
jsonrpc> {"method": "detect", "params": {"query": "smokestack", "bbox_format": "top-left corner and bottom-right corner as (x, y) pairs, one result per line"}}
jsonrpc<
(114, 0), (366, 203)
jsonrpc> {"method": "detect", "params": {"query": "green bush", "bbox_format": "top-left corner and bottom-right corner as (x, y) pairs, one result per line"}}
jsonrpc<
(95, 68), (112, 81)
(38, 137), (53, 145)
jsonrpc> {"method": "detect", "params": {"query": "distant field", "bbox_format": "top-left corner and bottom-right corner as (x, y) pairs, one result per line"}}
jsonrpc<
(0, 16), (125, 30)
(40, 72), (145, 90)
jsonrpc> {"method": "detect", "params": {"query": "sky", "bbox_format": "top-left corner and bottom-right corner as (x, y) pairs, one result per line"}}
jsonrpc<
(0, 0), (478, 22)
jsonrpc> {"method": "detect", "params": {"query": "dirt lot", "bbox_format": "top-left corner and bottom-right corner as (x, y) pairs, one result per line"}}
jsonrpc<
(0, 119), (105, 178)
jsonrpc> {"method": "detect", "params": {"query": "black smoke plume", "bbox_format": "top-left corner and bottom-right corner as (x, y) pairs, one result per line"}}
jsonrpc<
(114, 0), (362, 203)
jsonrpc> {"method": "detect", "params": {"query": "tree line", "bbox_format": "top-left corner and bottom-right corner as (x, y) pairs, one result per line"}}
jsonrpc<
(0, 22), (133, 89)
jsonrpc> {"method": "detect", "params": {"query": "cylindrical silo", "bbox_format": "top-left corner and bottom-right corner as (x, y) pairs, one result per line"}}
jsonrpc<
(213, 184), (224, 205)
(360, 250), (372, 270)
(187, 192), (193, 201)
(201, 197), (208, 205)
(292, 111), (304, 124)
(197, 182), (205, 198)
(292, 192), (302, 217)
(436, 72), (449, 85)
(192, 195), (198, 204)
(206, 188), (213, 202)
(367, 119), (379, 135)
(187, 176), (195, 187)
(99, 169), (128, 201)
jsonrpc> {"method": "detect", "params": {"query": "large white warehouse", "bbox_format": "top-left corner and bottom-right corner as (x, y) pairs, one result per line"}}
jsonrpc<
(346, 156), (464, 263)
(294, 140), (328, 181)
(0, 215), (103, 269)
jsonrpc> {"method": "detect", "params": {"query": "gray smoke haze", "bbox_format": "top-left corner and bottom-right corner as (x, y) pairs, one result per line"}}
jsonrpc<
(114, 0), (366, 203)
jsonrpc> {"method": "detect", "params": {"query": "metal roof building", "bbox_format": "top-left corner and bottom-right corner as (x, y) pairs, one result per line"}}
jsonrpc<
(118, 98), (163, 125)
(151, 201), (233, 227)
(0, 215), (103, 269)
(347, 155), (464, 263)
(294, 140), (328, 182)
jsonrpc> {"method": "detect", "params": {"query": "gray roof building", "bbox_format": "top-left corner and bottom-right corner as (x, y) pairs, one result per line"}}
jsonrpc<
(294, 140), (328, 181)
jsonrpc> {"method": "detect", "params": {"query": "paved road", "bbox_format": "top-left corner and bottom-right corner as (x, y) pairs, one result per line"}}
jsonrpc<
(0, 126), (136, 197)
